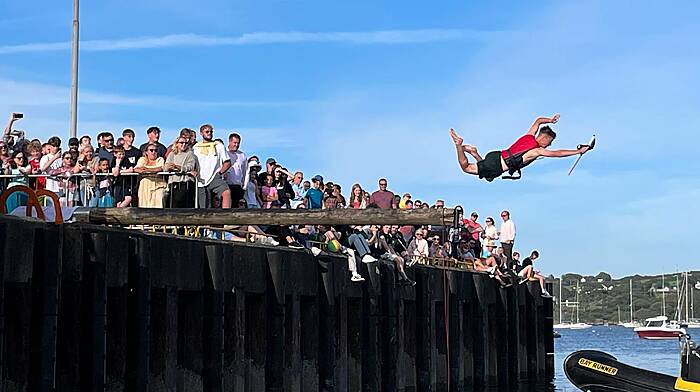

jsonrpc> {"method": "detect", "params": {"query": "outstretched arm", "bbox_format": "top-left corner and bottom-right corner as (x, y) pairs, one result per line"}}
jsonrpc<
(4, 113), (20, 143)
(539, 145), (589, 158)
(527, 114), (560, 135)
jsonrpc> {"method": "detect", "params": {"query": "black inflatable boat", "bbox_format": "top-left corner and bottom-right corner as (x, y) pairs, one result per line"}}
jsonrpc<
(564, 333), (700, 391)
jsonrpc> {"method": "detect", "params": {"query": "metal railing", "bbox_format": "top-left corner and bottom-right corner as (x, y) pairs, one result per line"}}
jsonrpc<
(0, 172), (198, 208)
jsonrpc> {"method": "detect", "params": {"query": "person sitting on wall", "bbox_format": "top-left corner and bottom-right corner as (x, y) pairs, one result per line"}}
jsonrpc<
(517, 250), (552, 297)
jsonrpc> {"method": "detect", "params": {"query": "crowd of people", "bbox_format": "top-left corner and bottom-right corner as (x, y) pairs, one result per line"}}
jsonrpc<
(0, 113), (551, 294)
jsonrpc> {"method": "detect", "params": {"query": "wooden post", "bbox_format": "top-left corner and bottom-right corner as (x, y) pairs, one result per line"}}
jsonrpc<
(29, 226), (62, 392)
(544, 282), (555, 379)
(414, 268), (432, 391)
(80, 231), (107, 392)
(125, 236), (150, 391)
(203, 244), (225, 392)
(265, 250), (286, 392)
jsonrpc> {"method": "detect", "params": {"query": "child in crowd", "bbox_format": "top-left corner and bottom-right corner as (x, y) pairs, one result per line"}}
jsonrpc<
(111, 145), (135, 207)
(260, 172), (278, 209)
(90, 158), (114, 207)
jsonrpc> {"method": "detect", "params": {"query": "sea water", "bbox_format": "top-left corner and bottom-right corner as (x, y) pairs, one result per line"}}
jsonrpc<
(550, 325), (683, 391)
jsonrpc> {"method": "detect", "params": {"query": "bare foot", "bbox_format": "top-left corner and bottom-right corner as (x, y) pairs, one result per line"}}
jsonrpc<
(463, 145), (477, 154)
(449, 128), (463, 145)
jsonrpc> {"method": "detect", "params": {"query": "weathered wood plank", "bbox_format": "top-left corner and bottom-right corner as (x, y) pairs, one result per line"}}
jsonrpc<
(77, 207), (456, 226)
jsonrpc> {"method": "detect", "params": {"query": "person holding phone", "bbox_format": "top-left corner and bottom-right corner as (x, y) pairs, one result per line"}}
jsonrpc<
(3, 112), (23, 150)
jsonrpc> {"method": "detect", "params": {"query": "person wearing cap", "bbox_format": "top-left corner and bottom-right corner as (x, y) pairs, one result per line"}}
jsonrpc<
(224, 132), (247, 207)
(464, 212), (483, 260)
(139, 126), (167, 158)
(68, 137), (80, 162)
(193, 124), (232, 208)
(304, 175), (324, 209)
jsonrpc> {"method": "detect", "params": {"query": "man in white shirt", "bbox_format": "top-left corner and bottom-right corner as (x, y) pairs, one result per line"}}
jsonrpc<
(40, 136), (63, 194)
(192, 124), (231, 208)
(498, 210), (516, 268)
(224, 132), (247, 208)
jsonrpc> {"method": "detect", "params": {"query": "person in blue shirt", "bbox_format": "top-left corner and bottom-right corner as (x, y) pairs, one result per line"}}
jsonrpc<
(304, 175), (324, 209)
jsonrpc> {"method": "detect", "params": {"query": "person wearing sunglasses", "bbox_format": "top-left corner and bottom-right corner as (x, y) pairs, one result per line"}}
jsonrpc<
(139, 126), (167, 158)
(48, 152), (80, 206)
(134, 143), (167, 208)
(95, 131), (116, 167)
(369, 178), (395, 209)
(482, 216), (499, 249)
(498, 210), (516, 268)
(164, 136), (199, 208)
(3, 150), (31, 211)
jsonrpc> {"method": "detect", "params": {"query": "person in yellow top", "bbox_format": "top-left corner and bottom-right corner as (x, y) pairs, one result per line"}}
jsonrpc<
(134, 143), (167, 208)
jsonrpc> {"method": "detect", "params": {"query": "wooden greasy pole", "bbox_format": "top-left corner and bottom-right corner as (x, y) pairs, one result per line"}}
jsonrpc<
(73, 207), (458, 226)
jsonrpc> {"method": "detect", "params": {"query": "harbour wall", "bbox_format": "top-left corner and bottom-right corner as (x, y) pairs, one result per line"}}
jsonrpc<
(0, 214), (553, 391)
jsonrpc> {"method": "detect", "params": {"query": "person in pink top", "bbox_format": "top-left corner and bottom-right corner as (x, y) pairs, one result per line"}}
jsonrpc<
(449, 114), (590, 181)
(260, 173), (278, 209)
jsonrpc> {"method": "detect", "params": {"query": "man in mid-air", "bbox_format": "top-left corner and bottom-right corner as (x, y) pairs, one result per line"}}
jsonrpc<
(450, 114), (590, 181)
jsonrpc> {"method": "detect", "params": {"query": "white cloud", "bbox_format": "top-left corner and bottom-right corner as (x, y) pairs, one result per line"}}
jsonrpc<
(0, 29), (502, 54)
(0, 78), (312, 108)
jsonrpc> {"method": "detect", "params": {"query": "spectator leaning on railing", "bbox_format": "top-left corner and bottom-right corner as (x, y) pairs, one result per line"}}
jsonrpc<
(111, 145), (136, 207)
(139, 126), (167, 158)
(164, 135), (199, 208)
(134, 143), (166, 208)
(40, 136), (63, 195)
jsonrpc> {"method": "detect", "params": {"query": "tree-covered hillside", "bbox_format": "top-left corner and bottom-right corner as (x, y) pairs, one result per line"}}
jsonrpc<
(551, 271), (700, 324)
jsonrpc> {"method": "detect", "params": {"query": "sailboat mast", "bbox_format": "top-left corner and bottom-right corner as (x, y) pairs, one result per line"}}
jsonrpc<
(576, 280), (580, 324)
(559, 277), (563, 324)
(617, 306), (621, 324)
(629, 279), (633, 323)
(686, 272), (690, 322)
(662, 274), (666, 317)
(676, 274), (681, 321)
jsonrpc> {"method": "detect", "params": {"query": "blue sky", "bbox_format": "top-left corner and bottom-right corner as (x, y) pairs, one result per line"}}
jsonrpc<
(2, 0), (699, 278)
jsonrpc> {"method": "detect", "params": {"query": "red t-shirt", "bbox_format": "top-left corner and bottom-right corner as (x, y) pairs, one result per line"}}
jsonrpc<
(30, 158), (45, 189)
(369, 190), (394, 209)
(463, 219), (482, 241)
(501, 134), (539, 159)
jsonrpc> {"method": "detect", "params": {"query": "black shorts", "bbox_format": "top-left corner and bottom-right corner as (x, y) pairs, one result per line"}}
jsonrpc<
(477, 151), (506, 182)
